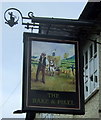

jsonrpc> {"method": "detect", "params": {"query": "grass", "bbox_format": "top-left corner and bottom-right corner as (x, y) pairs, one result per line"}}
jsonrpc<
(31, 65), (76, 92)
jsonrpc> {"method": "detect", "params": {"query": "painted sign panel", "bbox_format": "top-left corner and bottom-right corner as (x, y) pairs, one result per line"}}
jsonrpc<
(22, 32), (85, 114)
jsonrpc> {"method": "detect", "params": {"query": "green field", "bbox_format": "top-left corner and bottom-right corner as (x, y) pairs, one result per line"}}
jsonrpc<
(31, 65), (76, 92)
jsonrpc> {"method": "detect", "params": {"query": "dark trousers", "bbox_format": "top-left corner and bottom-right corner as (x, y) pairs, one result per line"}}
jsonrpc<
(36, 65), (45, 82)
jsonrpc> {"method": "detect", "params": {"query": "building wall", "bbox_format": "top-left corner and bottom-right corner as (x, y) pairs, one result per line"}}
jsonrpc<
(73, 33), (101, 118)
(37, 113), (73, 118)
(99, 32), (101, 119)
(73, 91), (99, 118)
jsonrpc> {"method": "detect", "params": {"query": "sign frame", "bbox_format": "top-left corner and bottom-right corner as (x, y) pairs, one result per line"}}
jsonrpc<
(22, 32), (85, 115)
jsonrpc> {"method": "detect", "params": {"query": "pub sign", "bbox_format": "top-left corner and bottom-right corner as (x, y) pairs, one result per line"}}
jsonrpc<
(22, 32), (85, 114)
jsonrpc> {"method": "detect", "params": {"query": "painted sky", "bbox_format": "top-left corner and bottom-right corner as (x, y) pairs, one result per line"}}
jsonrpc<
(32, 41), (75, 58)
(1, 1), (87, 118)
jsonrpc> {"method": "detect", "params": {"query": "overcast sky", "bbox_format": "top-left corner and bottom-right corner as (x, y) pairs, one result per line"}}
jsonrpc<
(1, 1), (87, 119)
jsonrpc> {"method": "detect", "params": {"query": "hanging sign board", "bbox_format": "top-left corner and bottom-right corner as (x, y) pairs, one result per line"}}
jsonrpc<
(22, 32), (85, 114)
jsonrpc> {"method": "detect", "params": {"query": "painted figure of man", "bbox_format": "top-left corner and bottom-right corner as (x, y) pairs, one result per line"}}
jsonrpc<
(36, 53), (46, 84)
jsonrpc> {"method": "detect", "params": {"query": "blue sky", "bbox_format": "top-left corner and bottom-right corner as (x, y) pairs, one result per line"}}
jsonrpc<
(1, 1), (87, 118)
